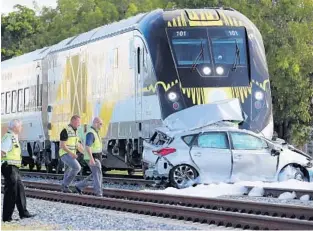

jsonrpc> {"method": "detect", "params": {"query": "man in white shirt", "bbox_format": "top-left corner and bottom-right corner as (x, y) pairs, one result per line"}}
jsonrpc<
(1, 119), (35, 222)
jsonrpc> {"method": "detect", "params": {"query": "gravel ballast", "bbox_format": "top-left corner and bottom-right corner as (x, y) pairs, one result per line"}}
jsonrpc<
(1, 195), (234, 230)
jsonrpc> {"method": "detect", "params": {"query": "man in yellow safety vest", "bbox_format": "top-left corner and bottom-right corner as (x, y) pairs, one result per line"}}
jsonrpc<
(59, 115), (84, 193)
(1, 119), (35, 222)
(75, 117), (104, 196)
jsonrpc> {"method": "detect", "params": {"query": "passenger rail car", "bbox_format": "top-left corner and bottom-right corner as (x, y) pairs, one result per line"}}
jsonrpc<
(1, 8), (273, 173)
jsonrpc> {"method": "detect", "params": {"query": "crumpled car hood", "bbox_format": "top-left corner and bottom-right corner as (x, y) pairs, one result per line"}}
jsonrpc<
(163, 98), (245, 131)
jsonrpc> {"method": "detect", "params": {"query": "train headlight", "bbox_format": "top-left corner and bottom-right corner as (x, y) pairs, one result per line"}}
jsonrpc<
(168, 92), (177, 102)
(255, 91), (264, 101)
(202, 66), (211, 75)
(216, 66), (224, 75)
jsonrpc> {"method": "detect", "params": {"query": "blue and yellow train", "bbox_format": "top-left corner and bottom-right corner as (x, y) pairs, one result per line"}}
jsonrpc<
(1, 7), (273, 173)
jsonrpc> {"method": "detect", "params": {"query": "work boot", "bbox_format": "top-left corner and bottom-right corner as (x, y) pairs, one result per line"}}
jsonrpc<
(75, 186), (83, 195)
(20, 214), (36, 219)
(3, 217), (12, 222)
(61, 185), (72, 193)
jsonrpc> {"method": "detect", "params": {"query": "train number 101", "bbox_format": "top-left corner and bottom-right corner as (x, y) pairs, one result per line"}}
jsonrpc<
(227, 30), (239, 36)
(175, 31), (187, 37)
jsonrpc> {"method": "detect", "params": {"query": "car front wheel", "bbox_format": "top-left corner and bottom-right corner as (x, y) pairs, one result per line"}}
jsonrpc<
(169, 164), (198, 189)
(278, 165), (309, 182)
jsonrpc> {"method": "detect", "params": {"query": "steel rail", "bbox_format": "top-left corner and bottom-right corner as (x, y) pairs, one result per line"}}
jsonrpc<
(18, 171), (155, 186)
(21, 181), (313, 221)
(1, 185), (313, 230)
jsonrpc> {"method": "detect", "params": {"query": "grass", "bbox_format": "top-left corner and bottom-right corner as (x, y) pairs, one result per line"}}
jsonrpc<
(1, 223), (59, 230)
(106, 170), (143, 176)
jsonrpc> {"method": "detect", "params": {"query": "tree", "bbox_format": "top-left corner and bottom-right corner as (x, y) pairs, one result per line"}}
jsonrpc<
(1, 5), (44, 60)
(2, 0), (312, 146)
(258, 0), (313, 145)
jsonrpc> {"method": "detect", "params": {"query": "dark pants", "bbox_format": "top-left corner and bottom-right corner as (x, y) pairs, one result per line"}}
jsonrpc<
(1, 162), (30, 221)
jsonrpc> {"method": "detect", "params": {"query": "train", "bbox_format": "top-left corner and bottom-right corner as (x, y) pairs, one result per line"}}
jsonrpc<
(1, 7), (273, 174)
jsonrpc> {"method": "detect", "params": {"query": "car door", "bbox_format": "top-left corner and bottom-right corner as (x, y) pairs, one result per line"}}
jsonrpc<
(190, 131), (232, 182)
(230, 132), (278, 181)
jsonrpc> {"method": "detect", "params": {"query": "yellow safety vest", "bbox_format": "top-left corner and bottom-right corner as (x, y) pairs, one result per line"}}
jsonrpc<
(1, 131), (21, 166)
(84, 127), (102, 160)
(59, 125), (79, 156)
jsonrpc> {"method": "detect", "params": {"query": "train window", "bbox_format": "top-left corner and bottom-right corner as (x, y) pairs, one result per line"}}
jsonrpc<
(18, 89), (23, 112)
(1, 93), (5, 115)
(143, 48), (147, 71)
(129, 39), (134, 69)
(113, 48), (118, 68)
(137, 47), (141, 74)
(212, 37), (247, 65)
(209, 27), (248, 66)
(37, 75), (42, 109)
(171, 39), (210, 66)
(11, 90), (17, 113)
(24, 88), (30, 111)
(6, 92), (11, 114)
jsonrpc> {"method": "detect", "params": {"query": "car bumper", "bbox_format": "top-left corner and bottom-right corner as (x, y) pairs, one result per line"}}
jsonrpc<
(307, 167), (313, 182)
(143, 157), (172, 180)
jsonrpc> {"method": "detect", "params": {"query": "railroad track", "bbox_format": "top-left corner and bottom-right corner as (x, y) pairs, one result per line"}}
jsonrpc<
(2, 181), (313, 230)
(19, 168), (144, 179)
(18, 171), (156, 187)
(20, 171), (313, 197)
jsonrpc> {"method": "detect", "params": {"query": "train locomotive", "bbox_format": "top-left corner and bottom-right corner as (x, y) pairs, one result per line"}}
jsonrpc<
(1, 7), (273, 174)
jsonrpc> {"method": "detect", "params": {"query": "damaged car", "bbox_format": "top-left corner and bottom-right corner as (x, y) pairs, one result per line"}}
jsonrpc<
(142, 99), (313, 188)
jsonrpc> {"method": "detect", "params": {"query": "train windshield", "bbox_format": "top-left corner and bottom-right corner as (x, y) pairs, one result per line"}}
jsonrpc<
(170, 29), (211, 66)
(168, 27), (248, 76)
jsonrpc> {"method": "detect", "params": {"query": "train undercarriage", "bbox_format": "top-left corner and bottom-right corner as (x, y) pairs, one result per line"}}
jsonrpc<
(21, 138), (144, 175)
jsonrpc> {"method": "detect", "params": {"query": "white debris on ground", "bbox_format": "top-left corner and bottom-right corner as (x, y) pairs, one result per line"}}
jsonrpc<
(144, 182), (248, 198)
(300, 194), (311, 201)
(0, 195), (234, 230)
(278, 191), (297, 200)
(248, 187), (264, 197)
(143, 179), (313, 201)
(234, 179), (313, 190)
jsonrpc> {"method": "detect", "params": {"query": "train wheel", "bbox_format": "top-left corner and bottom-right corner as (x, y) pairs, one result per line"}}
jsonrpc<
(45, 164), (53, 173)
(128, 169), (135, 176)
(56, 159), (64, 174)
(102, 167), (108, 175)
(36, 163), (41, 171)
(29, 163), (35, 171)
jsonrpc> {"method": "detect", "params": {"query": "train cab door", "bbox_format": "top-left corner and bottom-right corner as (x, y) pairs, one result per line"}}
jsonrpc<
(134, 37), (144, 135)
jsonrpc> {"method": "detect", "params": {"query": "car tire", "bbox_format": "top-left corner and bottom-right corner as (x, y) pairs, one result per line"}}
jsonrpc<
(169, 164), (199, 189)
(278, 165), (309, 182)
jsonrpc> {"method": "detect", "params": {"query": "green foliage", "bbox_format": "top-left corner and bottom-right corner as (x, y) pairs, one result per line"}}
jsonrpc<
(1, 0), (313, 145)
(1, 4), (44, 60)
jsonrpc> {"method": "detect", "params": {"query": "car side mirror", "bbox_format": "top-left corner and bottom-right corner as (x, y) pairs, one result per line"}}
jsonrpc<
(271, 148), (280, 156)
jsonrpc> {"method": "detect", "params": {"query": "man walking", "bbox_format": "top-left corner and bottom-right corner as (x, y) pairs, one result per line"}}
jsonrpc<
(59, 115), (84, 193)
(75, 117), (103, 196)
(1, 119), (35, 222)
